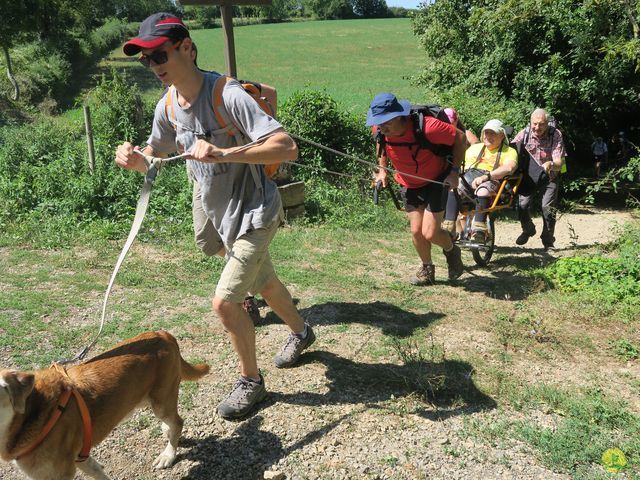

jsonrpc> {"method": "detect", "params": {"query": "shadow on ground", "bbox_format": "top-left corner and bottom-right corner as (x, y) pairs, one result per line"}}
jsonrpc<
(177, 349), (495, 479)
(458, 246), (563, 301)
(263, 301), (445, 338)
(272, 350), (496, 418)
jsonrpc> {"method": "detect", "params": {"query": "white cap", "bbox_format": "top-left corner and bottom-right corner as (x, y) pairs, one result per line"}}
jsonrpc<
(481, 119), (509, 144)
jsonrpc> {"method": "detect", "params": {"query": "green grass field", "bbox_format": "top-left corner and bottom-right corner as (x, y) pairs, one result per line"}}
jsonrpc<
(106, 18), (427, 113)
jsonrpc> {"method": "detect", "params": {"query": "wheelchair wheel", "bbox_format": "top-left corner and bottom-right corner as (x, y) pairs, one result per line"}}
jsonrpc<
(472, 216), (496, 266)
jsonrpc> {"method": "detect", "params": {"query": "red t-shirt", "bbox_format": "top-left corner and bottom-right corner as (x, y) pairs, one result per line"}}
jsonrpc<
(375, 116), (455, 188)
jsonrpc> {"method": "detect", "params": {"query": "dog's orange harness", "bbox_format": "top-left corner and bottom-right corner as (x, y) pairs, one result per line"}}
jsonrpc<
(14, 363), (93, 462)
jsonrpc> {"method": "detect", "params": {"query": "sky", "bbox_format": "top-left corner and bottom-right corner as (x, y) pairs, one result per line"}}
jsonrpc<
(386, 0), (423, 8)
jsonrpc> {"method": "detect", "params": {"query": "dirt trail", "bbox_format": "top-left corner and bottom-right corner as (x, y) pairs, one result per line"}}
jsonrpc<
(496, 207), (635, 251)
(0, 208), (636, 480)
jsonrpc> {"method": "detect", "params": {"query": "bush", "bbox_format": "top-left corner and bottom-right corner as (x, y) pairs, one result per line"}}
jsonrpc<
(279, 89), (373, 183)
(536, 224), (640, 309)
(303, 177), (406, 231)
(0, 70), (190, 229)
(7, 42), (73, 107)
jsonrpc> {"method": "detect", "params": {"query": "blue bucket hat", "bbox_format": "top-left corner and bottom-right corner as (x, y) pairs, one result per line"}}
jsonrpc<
(366, 93), (411, 127)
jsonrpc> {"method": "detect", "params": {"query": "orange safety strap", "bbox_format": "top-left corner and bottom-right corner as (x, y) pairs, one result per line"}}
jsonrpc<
(14, 364), (93, 462)
(14, 388), (72, 460)
(72, 388), (93, 462)
(212, 75), (237, 137)
(165, 86), (176, 129)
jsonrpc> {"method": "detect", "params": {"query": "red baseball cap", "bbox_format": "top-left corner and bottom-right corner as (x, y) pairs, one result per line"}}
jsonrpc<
(123, 12), (189, 56)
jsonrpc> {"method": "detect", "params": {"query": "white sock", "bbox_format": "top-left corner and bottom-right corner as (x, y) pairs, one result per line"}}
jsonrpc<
(296, 324), (308, 339)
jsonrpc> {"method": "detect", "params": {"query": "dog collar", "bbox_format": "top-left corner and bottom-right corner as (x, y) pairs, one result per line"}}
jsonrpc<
(14, 364), (93, 462)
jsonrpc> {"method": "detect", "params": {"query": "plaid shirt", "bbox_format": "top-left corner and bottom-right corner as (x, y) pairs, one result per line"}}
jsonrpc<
(513, 127), (567, 179)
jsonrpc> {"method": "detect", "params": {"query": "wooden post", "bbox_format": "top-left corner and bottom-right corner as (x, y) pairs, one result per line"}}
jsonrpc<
(181, 0), (272, 78)
(220, 1), (237, 78)
(83, 105), (95, 175)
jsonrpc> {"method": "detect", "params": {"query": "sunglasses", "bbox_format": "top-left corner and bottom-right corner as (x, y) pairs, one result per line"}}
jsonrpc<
(138, 40), (182, 68)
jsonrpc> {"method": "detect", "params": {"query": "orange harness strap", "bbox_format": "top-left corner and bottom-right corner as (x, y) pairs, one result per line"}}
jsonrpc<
(14, 364), (93, 462)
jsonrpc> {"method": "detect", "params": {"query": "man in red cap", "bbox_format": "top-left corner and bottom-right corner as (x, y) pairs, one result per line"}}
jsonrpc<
(115, 13), (316, 420)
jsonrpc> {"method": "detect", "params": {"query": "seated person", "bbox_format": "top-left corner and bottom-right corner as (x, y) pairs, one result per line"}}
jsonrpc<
(443, 119), (518, 243)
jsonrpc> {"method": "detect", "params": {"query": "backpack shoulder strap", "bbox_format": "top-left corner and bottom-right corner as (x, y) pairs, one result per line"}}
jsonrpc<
(375, 127), (387, 158)
(411, 112), (451, 158)
(212, 75), (243, 141)
(164, 85), (177, 130)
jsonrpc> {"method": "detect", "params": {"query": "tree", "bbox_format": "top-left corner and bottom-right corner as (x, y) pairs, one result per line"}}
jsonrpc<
(352, 0), (390, 18)
(2, 0), (39, 100)
(412, 0), (640, 151)
(305, 0), (354, 19)
(259, 0), (301, 21)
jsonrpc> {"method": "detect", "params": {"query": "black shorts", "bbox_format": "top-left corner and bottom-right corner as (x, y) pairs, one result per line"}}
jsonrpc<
(400, 182), (446, 213)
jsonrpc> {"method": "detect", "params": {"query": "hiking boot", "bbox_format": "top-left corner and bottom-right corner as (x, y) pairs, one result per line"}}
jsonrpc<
(217, 375), (267, 419)
(471, 220), (488, 244)
(443, 244), (464, 280)
(542, 237), (556, 252)
(410, 263), (436, 286)
(243, 296), (261, 324)
(273, 324), (316, 368)
(516, 225), (536, 245)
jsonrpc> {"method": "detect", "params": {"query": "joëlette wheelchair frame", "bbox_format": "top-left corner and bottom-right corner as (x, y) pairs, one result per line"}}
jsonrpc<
(456, 173), (523, 266)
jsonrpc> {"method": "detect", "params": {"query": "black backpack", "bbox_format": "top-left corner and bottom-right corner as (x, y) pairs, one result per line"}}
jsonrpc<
(375, 104), (453, 161)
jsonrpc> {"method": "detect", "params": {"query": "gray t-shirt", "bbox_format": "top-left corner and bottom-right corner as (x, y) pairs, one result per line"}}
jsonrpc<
(147, 71), (283, 247)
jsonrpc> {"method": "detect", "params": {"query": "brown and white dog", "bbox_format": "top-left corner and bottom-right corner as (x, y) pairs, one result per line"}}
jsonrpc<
(0, 330), (209, 479)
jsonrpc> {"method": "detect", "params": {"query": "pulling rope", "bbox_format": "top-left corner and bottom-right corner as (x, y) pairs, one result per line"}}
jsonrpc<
(58, 134), (282, 364)
(59, 132), (460, 364)
(289, 133), (455, 188)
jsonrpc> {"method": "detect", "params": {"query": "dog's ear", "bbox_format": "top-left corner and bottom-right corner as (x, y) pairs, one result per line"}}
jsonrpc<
(1, 371), (35, 414)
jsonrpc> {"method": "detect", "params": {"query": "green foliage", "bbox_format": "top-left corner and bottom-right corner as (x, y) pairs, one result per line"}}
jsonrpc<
(279, 89), (373, 182)
(610, 338), (639, 360)
(536, 224), (640, 310)
(512, 385), (640, 474)
(352, 0), (390, 18)
(411, 0), (640, 146)
(305, 0), (355, 19)
(7, 42), (72, 107)
(0, 70), (190, 236)
(303, 177), (406, 231)
(564, 156), (640, 206)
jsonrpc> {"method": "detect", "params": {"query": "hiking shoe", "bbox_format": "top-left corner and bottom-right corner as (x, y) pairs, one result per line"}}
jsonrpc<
(243, 296), (261, 324)
(516, 226), (536, 245)
(217, 375), (267, 419)
(443, 244), (464, 280)
(410, 264), (436, 286)
(542, 240), (556, 252)
(273, 324), (316, 368)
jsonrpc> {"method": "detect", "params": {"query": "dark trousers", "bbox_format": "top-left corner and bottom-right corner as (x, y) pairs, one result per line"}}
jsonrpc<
(517, 176), (561, 245)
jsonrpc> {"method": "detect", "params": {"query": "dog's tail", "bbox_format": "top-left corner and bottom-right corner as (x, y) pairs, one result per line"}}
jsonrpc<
(180, 357), (210, 381)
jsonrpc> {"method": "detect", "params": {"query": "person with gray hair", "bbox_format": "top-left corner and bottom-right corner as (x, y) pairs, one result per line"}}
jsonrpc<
(512, 108), (567, 251)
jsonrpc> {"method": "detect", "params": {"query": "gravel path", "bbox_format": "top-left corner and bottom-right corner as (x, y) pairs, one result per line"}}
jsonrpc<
(1, 209), (635, 480)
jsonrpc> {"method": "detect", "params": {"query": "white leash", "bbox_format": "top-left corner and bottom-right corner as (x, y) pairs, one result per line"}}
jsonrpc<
(58, 134), (279, 364)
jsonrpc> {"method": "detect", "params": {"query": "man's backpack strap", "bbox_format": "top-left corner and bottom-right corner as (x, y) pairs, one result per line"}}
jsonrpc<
(165, 85), (176, 128)
(409, 110), (452, 158)
(212, 75), (280, 179)
(212, 75), (244, 140)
